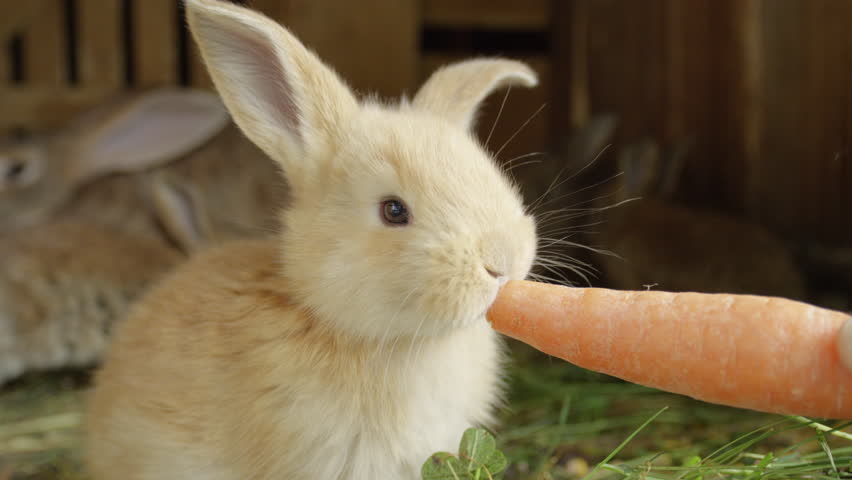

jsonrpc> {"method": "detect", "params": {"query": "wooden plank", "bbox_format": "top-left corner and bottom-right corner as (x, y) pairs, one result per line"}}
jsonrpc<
(424, 0), (549, 30)
(23, 0), (64, 85)
(273, 0), (418, 98)
(133, 0), (177, 86)
(77, 0), (123, 88)
(757, 0), (851, 243)
(0, 87), (116, 132)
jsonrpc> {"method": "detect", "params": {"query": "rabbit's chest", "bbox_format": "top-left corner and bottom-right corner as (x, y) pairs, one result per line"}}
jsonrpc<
(274, 321), (504, 479)
(300, 324), (501, 479)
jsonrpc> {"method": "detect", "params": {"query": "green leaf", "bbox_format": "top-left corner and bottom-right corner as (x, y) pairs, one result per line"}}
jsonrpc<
(422, 429), (508, 480)
(422, 452), (465, 480)
(458, 428), (507, 478)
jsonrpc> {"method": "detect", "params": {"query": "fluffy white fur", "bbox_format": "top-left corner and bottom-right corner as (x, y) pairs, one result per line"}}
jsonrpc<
(85, 0), (539, 479)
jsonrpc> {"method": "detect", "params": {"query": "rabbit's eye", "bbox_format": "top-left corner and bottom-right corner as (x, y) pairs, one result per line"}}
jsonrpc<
(380, 198), (410, 226)
(6, 162), (25, 181)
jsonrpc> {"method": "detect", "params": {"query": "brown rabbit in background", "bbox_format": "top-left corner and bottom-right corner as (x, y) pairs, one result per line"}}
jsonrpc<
(0, 89), (288, 385)
(0, 88), (286, 244)
(596, 137), (807, 299)
(0, 222), (182, 384)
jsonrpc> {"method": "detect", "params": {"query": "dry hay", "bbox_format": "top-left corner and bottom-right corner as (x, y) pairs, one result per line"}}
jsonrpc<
(0, 371), (90, 480)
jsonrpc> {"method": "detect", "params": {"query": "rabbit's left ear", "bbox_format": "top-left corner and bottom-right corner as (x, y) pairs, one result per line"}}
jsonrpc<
(412, 58), (538, 131)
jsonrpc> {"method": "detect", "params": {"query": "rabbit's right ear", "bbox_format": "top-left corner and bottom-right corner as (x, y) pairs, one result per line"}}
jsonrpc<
(185, 0), (359, 184)
(412, 58), (538, 131)
(65, 88), (230, 185)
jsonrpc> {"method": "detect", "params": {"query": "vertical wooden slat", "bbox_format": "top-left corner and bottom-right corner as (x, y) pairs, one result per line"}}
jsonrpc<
(23, 0), (64, 85)
(586, 0), (626, 139)
(735, 0), (763, 215)
(663, 0), (687, 144)
(133, 0), (177, 87)
(77, 0), (123, 88)
(567, 0), (590, 130)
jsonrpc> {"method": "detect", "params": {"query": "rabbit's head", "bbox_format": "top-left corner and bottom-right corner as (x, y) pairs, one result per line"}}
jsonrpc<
(187, 0), (539, 340)
(0, 89), (231, 233)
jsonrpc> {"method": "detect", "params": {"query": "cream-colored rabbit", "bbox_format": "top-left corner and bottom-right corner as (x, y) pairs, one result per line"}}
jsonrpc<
(0, 90), (287, 385)
(85, 1), (539, 479)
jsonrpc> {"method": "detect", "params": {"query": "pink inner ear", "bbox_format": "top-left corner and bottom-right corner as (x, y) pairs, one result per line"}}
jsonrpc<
(199, 15), (302, 143)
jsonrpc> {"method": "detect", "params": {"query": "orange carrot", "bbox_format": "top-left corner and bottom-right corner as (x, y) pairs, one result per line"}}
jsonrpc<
(488, 280), (852, 419)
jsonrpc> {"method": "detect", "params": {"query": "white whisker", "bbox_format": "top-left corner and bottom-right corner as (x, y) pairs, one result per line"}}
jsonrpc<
(494, 102), (547, 159)
(485, 86), (512, 149)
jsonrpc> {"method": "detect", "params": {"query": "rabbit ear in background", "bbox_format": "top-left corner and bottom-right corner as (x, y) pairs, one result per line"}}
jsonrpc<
(562, 114), (619, 168)
(618, 138), (661, 198)
(412, 58), (538, 131)
(65, 88), (230, 185)
(184, 0), (358, 185)
(148, 173), (214, 254)
(657, 138), (693, 200)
